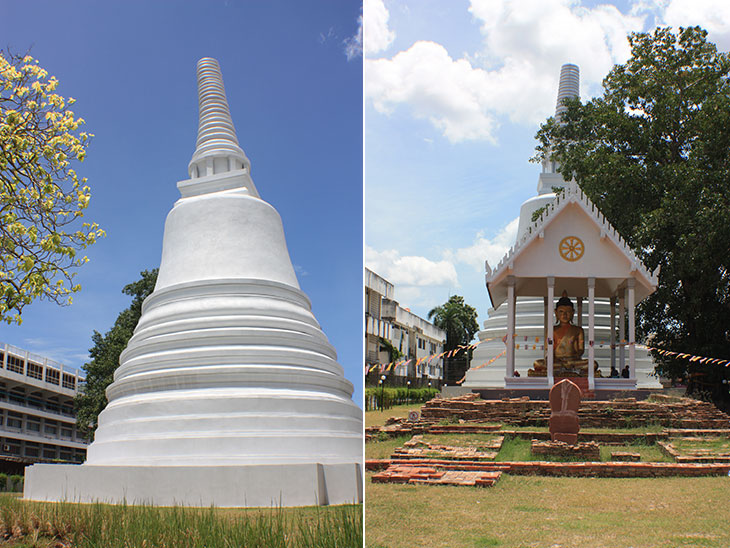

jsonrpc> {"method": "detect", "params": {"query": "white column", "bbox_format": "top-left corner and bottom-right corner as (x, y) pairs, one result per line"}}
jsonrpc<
(577, 297), (583, 328)
(506, 276), (516, 378)
(628, 278), (636, 379)
(547, 277), (555, 386)
(587, 278), (595, 391)
(619, 289), (626, 371)
(543, 297), (548, 359)
(610, 297), (616, 371)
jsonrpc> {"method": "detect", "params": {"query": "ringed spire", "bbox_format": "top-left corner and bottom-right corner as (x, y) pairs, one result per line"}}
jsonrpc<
(188, 57), (251, 179)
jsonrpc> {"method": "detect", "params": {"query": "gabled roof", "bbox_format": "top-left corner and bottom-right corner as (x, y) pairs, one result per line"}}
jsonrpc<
(485, 182), (659, 308)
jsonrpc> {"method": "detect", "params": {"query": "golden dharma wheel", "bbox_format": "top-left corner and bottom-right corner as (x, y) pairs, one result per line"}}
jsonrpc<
(559, 235), (584, 261)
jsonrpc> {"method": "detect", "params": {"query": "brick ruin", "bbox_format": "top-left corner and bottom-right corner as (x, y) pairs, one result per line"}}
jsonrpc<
(420, 393), (730, 429)
(367, 394), (730, 486)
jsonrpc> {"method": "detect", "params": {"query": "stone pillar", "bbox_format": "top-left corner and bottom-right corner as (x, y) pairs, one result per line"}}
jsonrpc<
(610, 296), (616, 371)
(587, 278), (595, 391)
(506, 276), (516, 378)
(628, 278), (636, 379)
(577, 297), (583, 328)
(547, 277), (555, 386)
(619, 289), (626, 370)
(543, 297), (548, 360)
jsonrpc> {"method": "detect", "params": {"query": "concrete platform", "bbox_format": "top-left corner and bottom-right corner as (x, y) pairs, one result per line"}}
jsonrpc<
(24, 462), (362, 507)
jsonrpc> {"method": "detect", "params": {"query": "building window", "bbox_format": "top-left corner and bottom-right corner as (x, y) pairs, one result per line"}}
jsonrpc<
(27, 362), (43, 380)
(61, 428), (73, 439)
(43, 448), (56, 459)
(45, 369), (60, 385)
(45, 424), (57, 436)
(27, 421), (40, 432)
(8, 390), (24, 406)
(6, 355), (24, 374)
(7, 417), (22, 429)
(62, 373), (76, 390)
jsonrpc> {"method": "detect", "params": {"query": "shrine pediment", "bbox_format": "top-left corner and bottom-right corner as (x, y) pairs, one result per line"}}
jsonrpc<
(486, 183), (658, 308)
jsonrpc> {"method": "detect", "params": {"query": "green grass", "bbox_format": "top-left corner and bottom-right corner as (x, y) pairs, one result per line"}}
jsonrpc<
(0, 495), (361, 547)
(366, 435), (412, 460)
(598, 443), (673, 462)
(419, 433), (500, 446)
(672, 437), (730, 453)
(503, 424), (665, 434)
(365, 404), (418, 428)
(366, 474), (730, 547)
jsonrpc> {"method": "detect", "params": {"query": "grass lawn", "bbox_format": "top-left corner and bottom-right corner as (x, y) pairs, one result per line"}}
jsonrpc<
(365, 404), (419, 428)
(366, 473), (730, 548)
(0, 495), (361, 548)
(496, 437), (673, 463)
(366, 401), (730, 547)
(671, 437), (730, 454)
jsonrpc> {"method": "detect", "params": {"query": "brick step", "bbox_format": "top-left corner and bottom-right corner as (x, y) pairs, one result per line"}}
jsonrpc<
(391, 452), (497, 461)
(676, 456), (730, 463)
(372, 464), (502, 487)
(367, 458), (730, 477)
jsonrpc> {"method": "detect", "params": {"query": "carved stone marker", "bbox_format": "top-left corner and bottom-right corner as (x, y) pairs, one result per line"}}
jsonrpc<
(549, 378), (581, 444)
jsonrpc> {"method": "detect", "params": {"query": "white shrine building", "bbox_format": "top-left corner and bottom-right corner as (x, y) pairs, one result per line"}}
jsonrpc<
(462, 64), (663, 394)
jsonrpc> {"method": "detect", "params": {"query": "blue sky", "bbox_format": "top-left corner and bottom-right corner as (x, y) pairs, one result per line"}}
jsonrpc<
(365, 0), (730, 326)
(1, 1), (364, 405)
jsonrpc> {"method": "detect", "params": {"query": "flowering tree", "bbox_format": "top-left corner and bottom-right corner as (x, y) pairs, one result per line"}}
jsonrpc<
(0, 51), (103, 324)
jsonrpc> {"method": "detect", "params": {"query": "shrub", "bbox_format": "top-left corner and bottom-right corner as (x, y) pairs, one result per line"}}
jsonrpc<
(9, 475), (22, 493)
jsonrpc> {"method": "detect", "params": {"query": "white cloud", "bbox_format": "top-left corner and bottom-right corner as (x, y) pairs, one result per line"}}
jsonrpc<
(365, 41), (499, 142)
(662, 0), (730, 50)
(447, 218), (519, 271)
(366, 246), (458, 287)
(345, 10), (363, 60)
(366, 0), (645, 142)
(364, 0), (395, 55)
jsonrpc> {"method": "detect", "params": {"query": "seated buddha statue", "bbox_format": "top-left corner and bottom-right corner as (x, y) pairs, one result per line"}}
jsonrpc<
(528, 292), (590, 377)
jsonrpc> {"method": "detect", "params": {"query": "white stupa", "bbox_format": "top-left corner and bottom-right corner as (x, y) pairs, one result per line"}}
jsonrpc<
(463, 64), (661, 391)
(24, 58), (363, 507)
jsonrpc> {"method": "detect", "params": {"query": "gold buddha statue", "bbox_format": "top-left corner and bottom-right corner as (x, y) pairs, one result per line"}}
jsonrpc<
(528, 292), (591, 377)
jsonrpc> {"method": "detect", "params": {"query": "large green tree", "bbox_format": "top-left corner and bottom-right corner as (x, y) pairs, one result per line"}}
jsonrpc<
(428, 295), (479, 352)
(0, 51), (103, 324)
(535, 26), (730, 401)
(75, 269), (158, 437)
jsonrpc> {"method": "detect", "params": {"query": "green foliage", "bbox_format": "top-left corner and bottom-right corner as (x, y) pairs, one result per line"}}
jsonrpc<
(0, 474), (7, 492)
(534, 27), (730, 401)
(530, 186), (565, 222)
(364, 386), (439, 410)
(378, 336), (402, 362)
(9, 475), (22, 492)
(75, 269), (158, 437)
(427, 295), (479, 352)
(0, 51), (103, 324)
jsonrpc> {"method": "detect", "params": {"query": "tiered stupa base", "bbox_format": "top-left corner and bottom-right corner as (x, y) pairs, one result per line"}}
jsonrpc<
(24, 463), (361, 507)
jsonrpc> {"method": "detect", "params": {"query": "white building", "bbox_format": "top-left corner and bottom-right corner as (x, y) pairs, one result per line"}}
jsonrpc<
(463, 64), (662, 392)
(25, 58), (362, 508)
(365, 268), (445, 380)
(0, 343), (87, 471)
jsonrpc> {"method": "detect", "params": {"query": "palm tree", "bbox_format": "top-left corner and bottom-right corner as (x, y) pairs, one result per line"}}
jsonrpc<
(427, 295), (479, 352)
